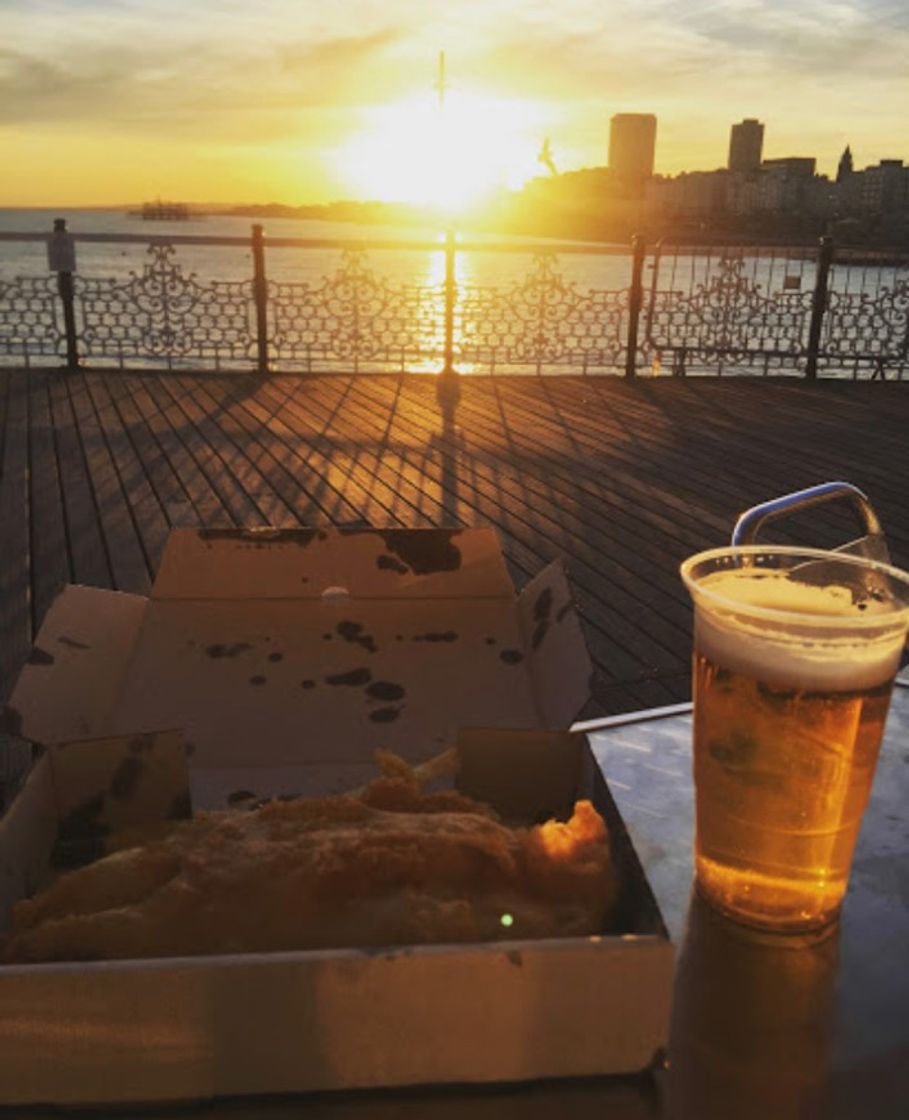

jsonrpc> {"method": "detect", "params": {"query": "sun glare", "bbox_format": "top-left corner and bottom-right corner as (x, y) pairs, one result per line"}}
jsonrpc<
(336, 92), (546, 213)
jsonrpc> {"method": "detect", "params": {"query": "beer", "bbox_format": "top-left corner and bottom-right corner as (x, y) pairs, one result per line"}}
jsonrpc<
(682, 551), (909, 931)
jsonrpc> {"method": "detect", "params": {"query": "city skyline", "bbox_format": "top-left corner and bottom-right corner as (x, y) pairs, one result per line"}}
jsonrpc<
(3, 1), (909, 207)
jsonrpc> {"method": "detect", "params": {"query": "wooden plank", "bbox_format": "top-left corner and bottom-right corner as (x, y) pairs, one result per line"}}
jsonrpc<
(606, 381), (895, 502)
(0, 372), (31, 703)
(185, 377), (365, 526)
(650, 381), (909, 530)
(6, 371), (909, 715)
(489, 377), (764, 515)
(518, 378), (900, 558)
(123, 375), (233, 530)
(102, 376), (196, 514)
(26, 372), (70, 634)
(256, 376), (478, 531)
(239, 377), (437, 527)
(82, 374), (171, 579)
(586, 380), (904, 515)
(497, 376), (909, 563)
(374, 375), (731, 554)
(445, 377), (873, 560)
(140, 376), (267, 528)
(164, 375), (293, 527)
(647, 385), (909, 554)
(465, 378), (746, 539)
(253, 377), (448, 529)
(65, 373), (150, 594)
(46, 373), (111, 590)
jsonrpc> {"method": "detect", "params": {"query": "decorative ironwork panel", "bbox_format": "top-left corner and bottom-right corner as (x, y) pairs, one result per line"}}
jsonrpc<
(818, 271), (909, 378)
(457, 255), (628, 373)
(270, 250), (445, 372)
(7, 227), (909, 379)
(76, 244), (256, 368)
(643, 254), (813, 374)
(0, 275), (64, 361)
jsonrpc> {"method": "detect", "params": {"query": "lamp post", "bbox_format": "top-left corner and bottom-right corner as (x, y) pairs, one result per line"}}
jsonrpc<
(48, 218), (79, 373)
(436, 51), (458, 378)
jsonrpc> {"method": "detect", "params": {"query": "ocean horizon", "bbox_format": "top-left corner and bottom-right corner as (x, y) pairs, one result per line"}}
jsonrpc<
(0, 207), (633, 289)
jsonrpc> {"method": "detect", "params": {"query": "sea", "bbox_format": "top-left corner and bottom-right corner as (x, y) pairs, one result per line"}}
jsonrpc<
(4, 206), (896, 303)
(0, 208), (635, 289)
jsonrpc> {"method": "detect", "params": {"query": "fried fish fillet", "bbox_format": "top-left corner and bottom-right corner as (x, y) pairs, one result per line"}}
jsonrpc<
(3, 775), (617, 963)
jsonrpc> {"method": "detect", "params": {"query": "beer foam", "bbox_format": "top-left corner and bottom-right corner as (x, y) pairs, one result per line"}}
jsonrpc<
(697, 570), (873, 617)
(695, 572), (905, 691)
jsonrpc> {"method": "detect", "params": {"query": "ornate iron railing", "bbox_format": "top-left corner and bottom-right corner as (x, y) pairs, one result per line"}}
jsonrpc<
(0, 274), (65, 360)
(642, 248), (815, 376)
(817, 252), (909, 377)
(458, 254), (631, 374)
(269, 249), (446, 373)
(1, 222), (908, 377)
(78, 243), (257, 367)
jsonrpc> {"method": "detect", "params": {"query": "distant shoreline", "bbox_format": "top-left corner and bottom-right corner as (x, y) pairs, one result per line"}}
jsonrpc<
(2, 203), (906, 256)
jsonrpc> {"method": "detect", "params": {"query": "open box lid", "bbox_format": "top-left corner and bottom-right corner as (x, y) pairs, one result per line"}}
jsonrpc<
(151, 527), (515, 600)
(7, 529), (592, 776)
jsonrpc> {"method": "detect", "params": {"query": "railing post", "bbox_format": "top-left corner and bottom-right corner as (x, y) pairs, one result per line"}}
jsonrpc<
(50, 218), (79, 372)
(806, 235), (834, 381)
(625, 234), (645, 379)
(443, 227), (456, 375)
(251, 224), (269, 376)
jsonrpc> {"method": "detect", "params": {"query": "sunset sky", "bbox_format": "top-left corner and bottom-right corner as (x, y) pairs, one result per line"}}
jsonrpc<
(3, 0), (909, 207)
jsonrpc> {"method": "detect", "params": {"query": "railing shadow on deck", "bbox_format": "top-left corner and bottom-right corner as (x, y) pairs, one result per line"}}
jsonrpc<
(8, 365), (909, 714)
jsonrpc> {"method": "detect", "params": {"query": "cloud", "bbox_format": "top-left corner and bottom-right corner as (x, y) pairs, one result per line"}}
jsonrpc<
(7, 1), (909, 127)
(279, 27), (402, 74)
(2, 0), (909, 184)
(0, 21), (406, 140)
(471, 0), (909, 94)
(0, 46), (132, 124)
(671, 0), (909, 72)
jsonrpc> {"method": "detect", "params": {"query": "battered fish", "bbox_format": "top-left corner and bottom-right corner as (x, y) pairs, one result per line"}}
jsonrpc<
(3, 769), (617, 963)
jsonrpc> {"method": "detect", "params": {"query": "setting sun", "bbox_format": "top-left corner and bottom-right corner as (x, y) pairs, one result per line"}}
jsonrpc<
(336, 91), (549, 212)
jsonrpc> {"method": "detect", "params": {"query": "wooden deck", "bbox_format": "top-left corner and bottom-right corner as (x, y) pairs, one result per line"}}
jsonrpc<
(2, 369), (909, 718)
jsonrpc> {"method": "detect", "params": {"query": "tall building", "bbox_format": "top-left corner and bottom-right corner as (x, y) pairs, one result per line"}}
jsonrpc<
(858, 160), (909, 213)
(728, 119), (764, 173)
(836, 145), (853, 183)
(608, 113), (657, 192)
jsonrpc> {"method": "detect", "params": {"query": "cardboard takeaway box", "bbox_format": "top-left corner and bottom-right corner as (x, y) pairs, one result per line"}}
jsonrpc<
(0, 527), (673, 1107)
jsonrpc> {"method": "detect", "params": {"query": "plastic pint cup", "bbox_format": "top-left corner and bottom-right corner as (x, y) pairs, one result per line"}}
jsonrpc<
(680, 547), (909, 931)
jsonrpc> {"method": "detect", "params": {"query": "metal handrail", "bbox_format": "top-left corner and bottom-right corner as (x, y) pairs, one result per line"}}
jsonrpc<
(732, 481), (890, 563)
(0, 230), (635, 256)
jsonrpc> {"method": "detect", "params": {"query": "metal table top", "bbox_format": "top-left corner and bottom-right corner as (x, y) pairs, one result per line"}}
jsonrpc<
(583, 680), (909, 1119)
(12, 686), (909, 1119)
